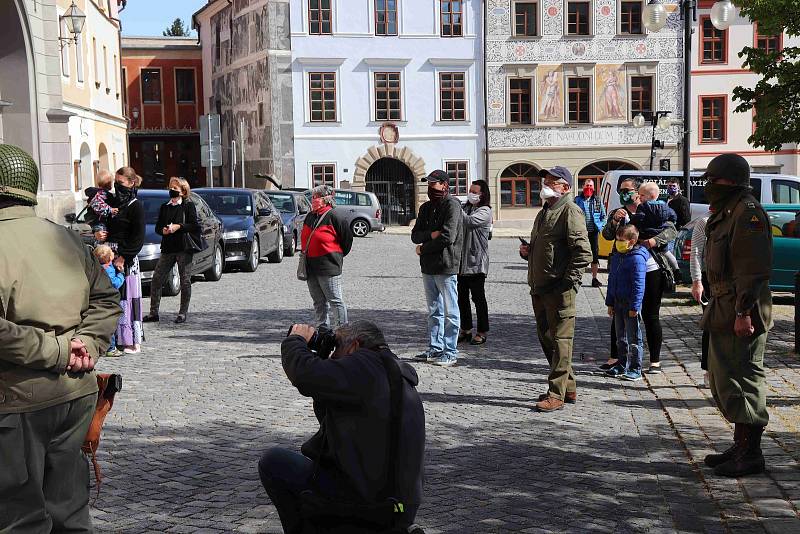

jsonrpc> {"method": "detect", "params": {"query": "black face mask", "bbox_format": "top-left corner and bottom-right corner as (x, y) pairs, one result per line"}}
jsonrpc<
(704, 183), (748, 209)
(115, 183), (133, 203)
(169, 189), (181, 198)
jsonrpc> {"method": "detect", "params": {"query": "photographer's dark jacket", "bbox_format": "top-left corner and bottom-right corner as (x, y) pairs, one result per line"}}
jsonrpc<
(411, 195), (463, 275)
(281, 335), (425, 520)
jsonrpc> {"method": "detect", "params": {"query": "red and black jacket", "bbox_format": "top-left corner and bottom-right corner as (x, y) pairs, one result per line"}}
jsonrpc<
(301, 207), (353, 276)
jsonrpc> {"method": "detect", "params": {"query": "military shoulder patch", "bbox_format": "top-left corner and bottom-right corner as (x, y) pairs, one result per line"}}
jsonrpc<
(747, 214), (765, 233)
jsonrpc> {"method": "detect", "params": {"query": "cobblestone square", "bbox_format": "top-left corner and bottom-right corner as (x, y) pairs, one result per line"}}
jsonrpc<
(92, 233), (799, 533)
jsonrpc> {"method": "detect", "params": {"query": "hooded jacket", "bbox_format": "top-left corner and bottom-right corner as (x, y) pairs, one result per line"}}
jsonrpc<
(281, 335), (425, 525)
(605, 245), (649, 312)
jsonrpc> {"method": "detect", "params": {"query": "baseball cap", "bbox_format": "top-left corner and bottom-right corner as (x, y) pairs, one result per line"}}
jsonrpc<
(423, 169), (450, 184)
(538, 166), (573, 187)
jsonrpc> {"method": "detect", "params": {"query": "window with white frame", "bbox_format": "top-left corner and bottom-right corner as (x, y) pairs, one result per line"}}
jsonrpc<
(439, 72), (466, 121)
(567, 1), (591, 36)
(312, 164), (336, 187)
(619, 1), (643, 35)
(446, 161), (469, 195)
(309, 72), (337, 122)
(374, 72), (402, 121)
(513, 1), (538, 37)
(375, 0), (398, 36)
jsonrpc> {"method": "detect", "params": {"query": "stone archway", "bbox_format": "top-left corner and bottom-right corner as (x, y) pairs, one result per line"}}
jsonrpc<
(352, 143), (426, 186)
(0, 0), (35, 155)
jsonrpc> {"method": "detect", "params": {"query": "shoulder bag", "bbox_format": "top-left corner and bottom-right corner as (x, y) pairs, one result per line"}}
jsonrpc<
(297, 211), (329, 281)
(180, 201), (207, 254)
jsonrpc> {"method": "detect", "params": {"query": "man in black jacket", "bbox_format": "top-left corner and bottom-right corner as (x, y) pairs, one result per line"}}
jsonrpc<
(411, 170), (463, 367)
(667, 177), (692, 229)
(259, 321), (425, 534)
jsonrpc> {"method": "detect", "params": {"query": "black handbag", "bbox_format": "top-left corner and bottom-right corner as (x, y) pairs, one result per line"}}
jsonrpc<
(652, 250), (676, 294)
(180, 202), (207, 254)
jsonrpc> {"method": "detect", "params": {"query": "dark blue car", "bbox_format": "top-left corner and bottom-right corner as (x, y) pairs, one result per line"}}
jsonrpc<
(264, 190), (311, 256)
(195, 188), (284, 272)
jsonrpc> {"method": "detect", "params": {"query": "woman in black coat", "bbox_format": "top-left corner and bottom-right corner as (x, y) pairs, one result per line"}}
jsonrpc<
(143, 177), (199, 324)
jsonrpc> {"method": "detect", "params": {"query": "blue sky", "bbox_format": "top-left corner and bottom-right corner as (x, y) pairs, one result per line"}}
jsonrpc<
(120, 0), (202, 37)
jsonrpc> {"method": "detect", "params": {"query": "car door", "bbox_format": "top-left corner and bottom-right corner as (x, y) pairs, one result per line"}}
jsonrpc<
(190, 194), (219, 272)
(256, 193), (280, 252)
(767, 208), (800, 291)
(252, 192), (270, 250)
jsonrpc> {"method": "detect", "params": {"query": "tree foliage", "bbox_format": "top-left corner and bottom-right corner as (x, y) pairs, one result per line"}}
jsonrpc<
(732, 0), (800, 151)
(163, 18), (189, 37)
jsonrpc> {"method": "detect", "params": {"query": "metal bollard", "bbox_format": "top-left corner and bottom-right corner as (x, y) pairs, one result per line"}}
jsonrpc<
(796, 271), (800, 355)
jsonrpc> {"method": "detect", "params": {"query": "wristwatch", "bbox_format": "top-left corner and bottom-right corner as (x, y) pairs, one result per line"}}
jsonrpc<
(735, 310), (751, 318)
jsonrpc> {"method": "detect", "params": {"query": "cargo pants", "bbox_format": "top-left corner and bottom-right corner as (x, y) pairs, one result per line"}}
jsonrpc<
(532, 287), (577, 400)
(708, 331), (769, 427)
(0, 393), (97, 533)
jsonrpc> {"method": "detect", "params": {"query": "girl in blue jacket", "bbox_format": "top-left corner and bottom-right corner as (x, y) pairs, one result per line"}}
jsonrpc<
(605, 224), (648, 381)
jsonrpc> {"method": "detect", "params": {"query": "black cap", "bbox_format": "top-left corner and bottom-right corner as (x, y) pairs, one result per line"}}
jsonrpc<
(424, 169), (450, 184)
(704, 154), (750, 186)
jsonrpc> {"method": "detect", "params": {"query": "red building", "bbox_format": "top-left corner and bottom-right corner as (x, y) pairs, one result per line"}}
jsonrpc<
(122, 36), (204, 189)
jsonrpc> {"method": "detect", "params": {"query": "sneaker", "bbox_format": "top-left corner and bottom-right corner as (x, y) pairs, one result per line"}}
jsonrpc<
(646, 364), (663, 374)
(599, 359), (619, 370)
(414, 351), (439, 362)
(605, 364), (625, 377)
(105, 349), (122, 358)
(591, 278), (603, 288)
(620, 370), (643, 381)
(430, 354), (457, 367)
(142, 314), (159, 323)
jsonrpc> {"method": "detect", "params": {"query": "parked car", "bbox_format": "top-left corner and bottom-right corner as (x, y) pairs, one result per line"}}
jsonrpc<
(332, 189), (385, 237)
(65, 190), (225, 296)
(597, 170), (800, 257)
(675, 204), (800, 293)
(195, 188), (284, 272)
(264, 190), (310, 256)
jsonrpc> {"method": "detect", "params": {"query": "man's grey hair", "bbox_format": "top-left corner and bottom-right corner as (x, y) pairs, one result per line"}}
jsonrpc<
(311, 185), (335, 206)
(335, 320), (387, 350)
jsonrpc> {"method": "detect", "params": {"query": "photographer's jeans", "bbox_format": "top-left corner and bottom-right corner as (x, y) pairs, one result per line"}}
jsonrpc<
(422, 274), (460, 360)
(307, 273), (348, 328)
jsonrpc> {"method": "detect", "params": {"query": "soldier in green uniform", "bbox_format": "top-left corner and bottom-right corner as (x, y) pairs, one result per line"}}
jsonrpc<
(700, 153), (773, 478)
(0, 145), (122, 531)
(519, 166), (592, 413)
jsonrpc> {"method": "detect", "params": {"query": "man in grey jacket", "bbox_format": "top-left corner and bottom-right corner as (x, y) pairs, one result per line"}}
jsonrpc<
(411, 170), (463, 367)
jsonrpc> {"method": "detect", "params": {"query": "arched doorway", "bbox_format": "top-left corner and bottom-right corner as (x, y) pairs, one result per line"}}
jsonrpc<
(98, 143), (109, 171)
(0, 0), (35, 155)
(365, 158), (416, 226)
(500, 163), (541, 207)
(578, 160), (639, 188)
(79, 143), (92, 191)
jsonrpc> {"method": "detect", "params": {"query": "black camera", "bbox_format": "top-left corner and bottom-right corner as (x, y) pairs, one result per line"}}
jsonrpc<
(288, 325), (338, 359)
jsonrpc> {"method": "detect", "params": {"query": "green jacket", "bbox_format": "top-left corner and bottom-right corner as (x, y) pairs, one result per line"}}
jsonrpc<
(700, 191), (773, 335)
(527, 195), (592, 295)
(0, 206), (121, 414)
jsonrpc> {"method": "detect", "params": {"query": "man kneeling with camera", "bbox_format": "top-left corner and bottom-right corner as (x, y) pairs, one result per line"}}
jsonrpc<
(259, 321), (425, 534)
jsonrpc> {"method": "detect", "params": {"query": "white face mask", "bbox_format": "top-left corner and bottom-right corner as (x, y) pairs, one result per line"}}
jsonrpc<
(540, 185), (562, 200)
(467, 192), (481, 205)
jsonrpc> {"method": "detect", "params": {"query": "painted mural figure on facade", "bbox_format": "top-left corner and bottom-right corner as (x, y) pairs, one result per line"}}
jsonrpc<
(596, 64), (627, 122)
(540, 70), (561, 121)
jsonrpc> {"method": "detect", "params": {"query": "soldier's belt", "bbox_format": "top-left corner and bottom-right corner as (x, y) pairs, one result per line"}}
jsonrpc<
(710, 281), (733, 295)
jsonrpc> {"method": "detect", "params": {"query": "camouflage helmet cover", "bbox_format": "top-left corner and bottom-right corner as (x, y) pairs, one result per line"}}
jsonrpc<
(0, 144), (39, 205)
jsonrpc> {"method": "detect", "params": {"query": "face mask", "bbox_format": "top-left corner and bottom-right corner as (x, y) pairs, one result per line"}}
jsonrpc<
(540, 185), (562, 200)
(311, 197), (327, 213)
(115, 183), (133, 202)
(583, 186), (594, 197)
(427, 185), (448, 202)
(619, 190), (636, 205)
(667, 185), (679, 196)
(467, 192), (481, 205)
(704, 183), (748, 209)
(615, 239), (632, 254)
(169, 189), (181, 198)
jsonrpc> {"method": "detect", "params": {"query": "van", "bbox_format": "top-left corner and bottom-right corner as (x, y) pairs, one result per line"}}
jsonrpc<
(597, 170), (800, 257)
(332, 189), (385, 238)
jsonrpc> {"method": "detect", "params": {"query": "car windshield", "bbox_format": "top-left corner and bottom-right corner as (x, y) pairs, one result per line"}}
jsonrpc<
(267, 193), (296, 213)
(197, 192), (252, 216)
(140, 196), (167, 224)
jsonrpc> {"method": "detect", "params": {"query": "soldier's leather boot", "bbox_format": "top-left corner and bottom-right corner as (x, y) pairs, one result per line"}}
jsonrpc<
(704, 423), (744, 468)
(714, 425), (766, 477)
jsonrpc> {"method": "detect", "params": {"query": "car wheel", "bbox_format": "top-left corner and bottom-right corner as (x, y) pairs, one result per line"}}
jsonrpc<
(163, 264), (180, 297)
(351, 218), (370, 238)
(204, 243), (224, 281)
(284, 231), (296, 257)
(267, 232), (284, 263)
(243, 237), (260, 273)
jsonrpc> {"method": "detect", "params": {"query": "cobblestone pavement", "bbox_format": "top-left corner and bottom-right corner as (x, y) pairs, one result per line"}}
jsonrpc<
(91, 233), (799, 533)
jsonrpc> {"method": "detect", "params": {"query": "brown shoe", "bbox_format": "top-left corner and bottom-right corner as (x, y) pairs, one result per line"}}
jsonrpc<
(535, 396), (565, 412)
(537, 392), (576, 404)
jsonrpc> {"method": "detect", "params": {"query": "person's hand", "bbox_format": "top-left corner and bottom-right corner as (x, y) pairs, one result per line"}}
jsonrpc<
(113, 256), (125, 270)
(111, 208), (119, 215)
(415, 244), (422, 256)
(67, 339), (94, 373)
(628, 310), (638, 318)
(94, 230), (108, 242)
(290, 324), (316, 343)
(613, 209), (626, 222)
(431, 231), (441, 240)
(162, 226), (171, 235)
(639, 238), (656, 249)
(519, 244), (530, 259)
(170, 223), (181, 233)
(734, 315), (755, 338)
(607, 306), (614, 317)
(691, 281), (704, 303)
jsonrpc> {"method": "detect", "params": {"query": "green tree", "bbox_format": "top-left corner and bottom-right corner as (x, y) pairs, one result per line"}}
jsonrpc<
(732, 0), (800, 152)
(163, 18), (189, 37)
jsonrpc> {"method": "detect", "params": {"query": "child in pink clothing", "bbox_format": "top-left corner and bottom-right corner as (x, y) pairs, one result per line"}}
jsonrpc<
(85, 171), (118, 235)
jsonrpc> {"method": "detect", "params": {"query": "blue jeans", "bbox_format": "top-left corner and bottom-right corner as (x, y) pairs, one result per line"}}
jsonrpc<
(422, 274), (460, 358)
(614, 305), (643, 373)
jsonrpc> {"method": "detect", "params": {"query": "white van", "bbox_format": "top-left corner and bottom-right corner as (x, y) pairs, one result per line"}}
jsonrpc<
(597, 170), (800, 256)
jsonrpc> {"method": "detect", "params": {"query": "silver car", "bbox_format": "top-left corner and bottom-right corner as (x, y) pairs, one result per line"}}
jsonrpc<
(331, 189), (385, 237)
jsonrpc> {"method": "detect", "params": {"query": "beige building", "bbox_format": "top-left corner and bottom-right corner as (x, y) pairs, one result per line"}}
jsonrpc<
(59, 0), (127, 205)
(486, 0), (684, 223)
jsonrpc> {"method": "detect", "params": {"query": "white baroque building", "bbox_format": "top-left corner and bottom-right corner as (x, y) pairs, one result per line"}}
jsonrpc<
(486, 0), (684, 221)
(290, 0), (484, 225)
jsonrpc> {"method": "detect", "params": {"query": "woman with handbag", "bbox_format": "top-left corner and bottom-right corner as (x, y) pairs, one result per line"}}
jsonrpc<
(143, 177), (199, 324)
(299, 185), (353, 328)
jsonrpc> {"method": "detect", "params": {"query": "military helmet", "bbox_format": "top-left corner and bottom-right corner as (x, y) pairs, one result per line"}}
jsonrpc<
(0, 144), (39, 205)
(704, 153), (750, 187)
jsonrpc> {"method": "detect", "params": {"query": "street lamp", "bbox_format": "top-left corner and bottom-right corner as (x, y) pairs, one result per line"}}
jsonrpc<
(642, 0), (732, 201)
(58, 1), (86, 50)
